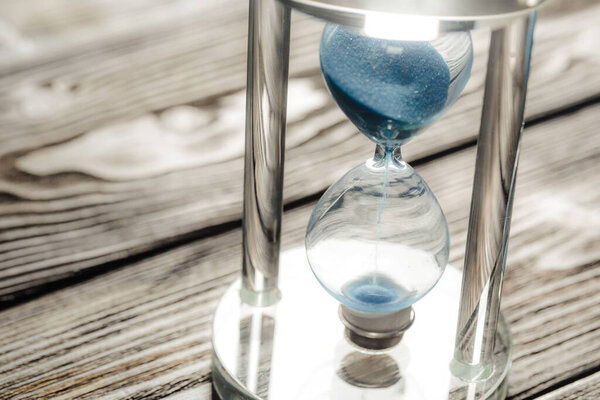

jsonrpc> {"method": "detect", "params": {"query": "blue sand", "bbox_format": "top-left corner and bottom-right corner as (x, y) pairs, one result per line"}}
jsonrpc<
(320, 25), (451, 146)
(341, 274), (416, 313)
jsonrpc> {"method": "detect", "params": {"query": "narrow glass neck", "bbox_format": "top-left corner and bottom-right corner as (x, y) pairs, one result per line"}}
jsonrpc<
(374, 144), (402, 160)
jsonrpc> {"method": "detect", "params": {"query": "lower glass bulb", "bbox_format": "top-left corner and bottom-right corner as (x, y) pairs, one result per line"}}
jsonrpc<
(305, 148), (449, 314)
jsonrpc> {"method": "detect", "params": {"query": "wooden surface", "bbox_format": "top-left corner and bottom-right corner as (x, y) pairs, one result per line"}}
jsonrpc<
(0, 0), (599, 399)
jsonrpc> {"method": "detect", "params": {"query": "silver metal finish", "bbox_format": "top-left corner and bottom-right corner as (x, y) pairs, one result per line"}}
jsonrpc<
(213, 248), (512, 400)
(241, 0), (291, 306)
(278, 0), (545, 37)
(453, 14), (535, 375)
(339, 305), (415, 350)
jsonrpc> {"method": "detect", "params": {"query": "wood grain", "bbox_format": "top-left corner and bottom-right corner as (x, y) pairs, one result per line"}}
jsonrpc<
(0, 102), (598, 399)
(536, 371), (600, 400)
(1, 1), (599, 302)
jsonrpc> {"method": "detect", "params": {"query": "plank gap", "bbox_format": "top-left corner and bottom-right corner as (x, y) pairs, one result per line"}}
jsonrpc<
(510, 362), (600, 400)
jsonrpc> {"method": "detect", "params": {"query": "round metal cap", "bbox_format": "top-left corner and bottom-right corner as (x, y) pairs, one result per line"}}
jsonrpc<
(339, 305), (415, 350)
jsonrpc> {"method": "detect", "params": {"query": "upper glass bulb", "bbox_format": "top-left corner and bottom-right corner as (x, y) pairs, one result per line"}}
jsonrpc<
(306, 26), (473, 316)
(320, 25), (473, 147)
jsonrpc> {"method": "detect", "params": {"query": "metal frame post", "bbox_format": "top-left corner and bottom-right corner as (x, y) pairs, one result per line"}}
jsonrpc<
(453, 13), (536, 376)
(241, 0), (291, 306)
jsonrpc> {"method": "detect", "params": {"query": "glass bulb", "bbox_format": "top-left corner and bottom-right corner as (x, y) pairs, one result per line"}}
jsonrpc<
(306, 26), (473, 318)
(320, 25), (473, 147)
(306, 147), (449, 313)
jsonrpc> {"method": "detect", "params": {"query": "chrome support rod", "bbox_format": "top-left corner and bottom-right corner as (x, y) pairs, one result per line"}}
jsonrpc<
(453, 14), (536, 375)
(241, 0), (291, 306)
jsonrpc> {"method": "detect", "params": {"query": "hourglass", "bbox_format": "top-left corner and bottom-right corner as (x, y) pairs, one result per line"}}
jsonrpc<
(212, 0), (543, 399)
(306, 26), (472, 349)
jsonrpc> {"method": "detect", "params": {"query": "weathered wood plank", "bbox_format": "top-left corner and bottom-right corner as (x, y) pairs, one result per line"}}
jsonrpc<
(1, 1), (599, 303)
(535, 371), (600, 400)
(0, 103), (598, 399)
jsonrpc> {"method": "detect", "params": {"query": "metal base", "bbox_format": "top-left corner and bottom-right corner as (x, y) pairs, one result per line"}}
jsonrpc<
(212, 247), (511, 400)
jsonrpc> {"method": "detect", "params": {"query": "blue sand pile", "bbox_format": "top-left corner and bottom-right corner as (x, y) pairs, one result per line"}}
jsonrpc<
(320, 26), (451, 146)
(342, 274), (416, 313)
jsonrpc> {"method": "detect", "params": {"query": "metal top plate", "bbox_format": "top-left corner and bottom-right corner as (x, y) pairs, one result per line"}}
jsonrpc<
(280, 0), (544, 33)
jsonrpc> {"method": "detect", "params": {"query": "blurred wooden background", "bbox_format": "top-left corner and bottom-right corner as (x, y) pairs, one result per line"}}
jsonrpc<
(0, 0), (599, 399)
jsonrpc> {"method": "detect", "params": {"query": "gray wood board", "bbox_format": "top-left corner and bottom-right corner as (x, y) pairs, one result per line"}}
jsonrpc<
(0, 103), (598, 399)
(535, 371), (600, 400)
(0, 1), (599, 302)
